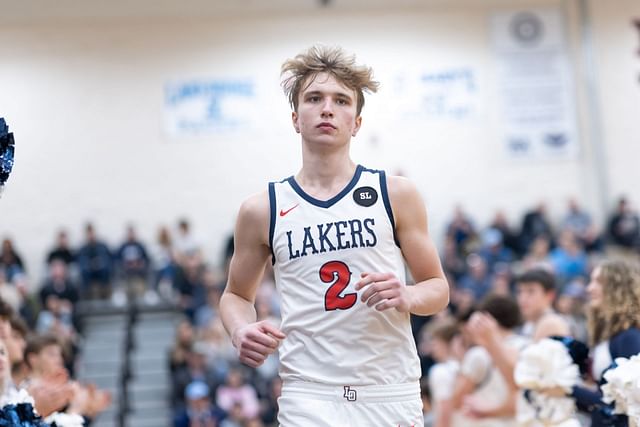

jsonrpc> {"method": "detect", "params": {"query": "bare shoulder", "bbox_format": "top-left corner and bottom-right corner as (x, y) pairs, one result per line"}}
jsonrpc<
(238, 190), (270, 220)
(236, 190), (270, 244)
(534, 312), (571, 340)
(385, 175), (427, 222)
(386, 175), (420, 202)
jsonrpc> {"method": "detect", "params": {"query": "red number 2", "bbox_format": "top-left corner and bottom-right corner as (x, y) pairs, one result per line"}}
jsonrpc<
(320, 261), (357, 311)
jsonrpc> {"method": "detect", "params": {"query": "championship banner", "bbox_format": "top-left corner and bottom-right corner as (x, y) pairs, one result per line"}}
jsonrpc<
(491, 8), (579, 160)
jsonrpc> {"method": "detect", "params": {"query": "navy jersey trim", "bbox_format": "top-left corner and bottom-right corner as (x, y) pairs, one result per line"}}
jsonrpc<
(268, 182), (276, 265)
(286, 164), (364, 209)
(379, 170), (401, 248)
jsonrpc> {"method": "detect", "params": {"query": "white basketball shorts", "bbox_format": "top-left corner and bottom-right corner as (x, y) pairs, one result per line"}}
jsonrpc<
(278, 381), (424, 427)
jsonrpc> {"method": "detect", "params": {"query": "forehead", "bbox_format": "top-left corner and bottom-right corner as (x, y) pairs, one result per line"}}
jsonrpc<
(300, 72), (356, 98)
(517, 281), (546, 292)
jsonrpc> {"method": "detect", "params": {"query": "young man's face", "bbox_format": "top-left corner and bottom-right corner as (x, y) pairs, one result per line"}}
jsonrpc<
(516, 282), (553, 321)
(292, 72), (362, 147)
(5, 327), (25, 365)
(30, 344), (64, 376)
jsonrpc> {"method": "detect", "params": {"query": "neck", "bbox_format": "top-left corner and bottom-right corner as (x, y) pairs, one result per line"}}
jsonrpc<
(530, 307), (552, 323)
(297, 151), (356, 191)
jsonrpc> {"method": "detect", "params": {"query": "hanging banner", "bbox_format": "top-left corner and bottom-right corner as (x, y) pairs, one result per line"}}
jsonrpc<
(164, 79), (256, 136)
(491, 8), (579, 160)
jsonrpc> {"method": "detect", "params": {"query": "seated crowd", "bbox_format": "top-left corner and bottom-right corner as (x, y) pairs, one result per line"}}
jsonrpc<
(1, 196), (639, 426)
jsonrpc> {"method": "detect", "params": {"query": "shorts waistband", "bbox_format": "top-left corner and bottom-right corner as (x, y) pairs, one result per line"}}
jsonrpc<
(281, 381), (420, 403)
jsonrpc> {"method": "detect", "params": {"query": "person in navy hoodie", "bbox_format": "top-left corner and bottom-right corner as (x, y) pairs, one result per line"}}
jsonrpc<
(570, 259), (640, 426)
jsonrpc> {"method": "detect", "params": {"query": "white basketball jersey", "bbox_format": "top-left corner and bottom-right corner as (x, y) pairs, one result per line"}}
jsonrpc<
(269, 165), (421, 385)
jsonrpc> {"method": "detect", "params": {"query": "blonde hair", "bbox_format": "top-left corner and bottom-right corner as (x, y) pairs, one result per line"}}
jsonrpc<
(588, 259), (640, 344)
(281, 45), (379, 115)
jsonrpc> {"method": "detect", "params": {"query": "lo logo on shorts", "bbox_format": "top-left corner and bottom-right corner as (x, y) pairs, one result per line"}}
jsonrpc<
(343, 386), (357, 401)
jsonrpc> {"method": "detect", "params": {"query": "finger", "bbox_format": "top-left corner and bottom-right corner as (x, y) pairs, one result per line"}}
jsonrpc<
(260, 322), (286, 339)
(240, 351), (266, 367)
(242, 348), (267, 362)
(375, 297), (401, 311)
(243, 340), (276, 356)
(247, 331), (280, 348)
(366, 289), (397, 307)
(355, 272), (393, 290)
(360, 279), (397, 302)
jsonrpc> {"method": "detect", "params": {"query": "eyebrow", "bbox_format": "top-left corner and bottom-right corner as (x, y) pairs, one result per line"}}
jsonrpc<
(304, 90), (353, 100)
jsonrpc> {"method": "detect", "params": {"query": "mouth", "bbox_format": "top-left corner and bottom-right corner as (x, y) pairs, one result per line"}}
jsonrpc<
(316, 122), (336, 130)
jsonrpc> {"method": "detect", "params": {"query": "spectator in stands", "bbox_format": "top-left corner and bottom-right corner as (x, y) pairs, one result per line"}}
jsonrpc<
(39, 260), (79, 319)
(564, 259), (640, 427)
(76, 223), (113, 300)
(46, 230), (75, 266)
(169, 319), (195, 374)
(607, 196), (640, 251)
(518, 235), (554, 274)
(174, 218), (200, 267)
(0, 238), (25, 282)
(196, 318), (235, 384)
(35, 295), (78, 373)
(173, 380), (226, 427)
(549, 230), (588, 284)
(194, 286), (222, 329)
(6, 315), (28, 387)
(0, 268), (22, 313)
(152, 226), (176, 299)
(442, 236), (466, 281)
(457, 254), (492, 301)
(259, 376), (281, 426)
(519, 202), (553, 254)
(488, 210), (520, 256)
(172, 342), (220, 409)
(450, 295), (526, 425)
(215, 367), (260, 420)
(489, 263), (513, 297)
(174, 252), (207, 321)
(24, 334), (111, 421)
(561, 198), (602, 253)
(425, 317), (465, 427)
(478, 228), (514, 274)
(446, 205), (477, 257)
(554, 278), (589, 343)
(116, 224), (150, 298)
(515, 268), (570, 341)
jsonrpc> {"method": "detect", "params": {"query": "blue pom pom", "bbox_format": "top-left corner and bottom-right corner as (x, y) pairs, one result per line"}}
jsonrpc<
(0, 117), (15, 187)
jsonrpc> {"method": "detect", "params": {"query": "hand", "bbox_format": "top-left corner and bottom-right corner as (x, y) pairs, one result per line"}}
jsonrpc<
(466, 311), (500, 349)
(232, 320), (285, 368)
(80, 383), (112, 417)
(355, 272), (411, 312)
(461, 396), (491, 419)
(28, 379), (74, 417)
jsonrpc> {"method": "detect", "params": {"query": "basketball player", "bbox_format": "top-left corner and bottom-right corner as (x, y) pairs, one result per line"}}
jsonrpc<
(220, 45), (449, 426)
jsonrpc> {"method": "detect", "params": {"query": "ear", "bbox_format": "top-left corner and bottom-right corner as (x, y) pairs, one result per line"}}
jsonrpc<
(352, 116), (362, 137)
(292, 111), (300, 134)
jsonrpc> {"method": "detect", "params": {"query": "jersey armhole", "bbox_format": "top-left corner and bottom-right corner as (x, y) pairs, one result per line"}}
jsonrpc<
(379, 170), (401, 248)
(268, 182), (276, 265)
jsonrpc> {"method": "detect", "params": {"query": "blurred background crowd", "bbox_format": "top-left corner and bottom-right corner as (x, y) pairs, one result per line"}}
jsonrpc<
(1, 194), (639, 425)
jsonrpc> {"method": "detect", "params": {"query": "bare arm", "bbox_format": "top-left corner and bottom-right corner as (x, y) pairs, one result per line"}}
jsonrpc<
(466, 312), (519, 390)
(220, 191), (285, 367)
(533, 313), (570, 341)
(357, 176), (449, 315)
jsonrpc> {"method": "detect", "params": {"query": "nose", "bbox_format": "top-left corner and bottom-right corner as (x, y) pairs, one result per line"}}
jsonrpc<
(321, 98), (333, 117)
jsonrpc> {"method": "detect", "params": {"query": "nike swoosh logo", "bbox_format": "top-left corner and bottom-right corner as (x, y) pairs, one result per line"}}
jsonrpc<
(279, 204), (299, 217)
